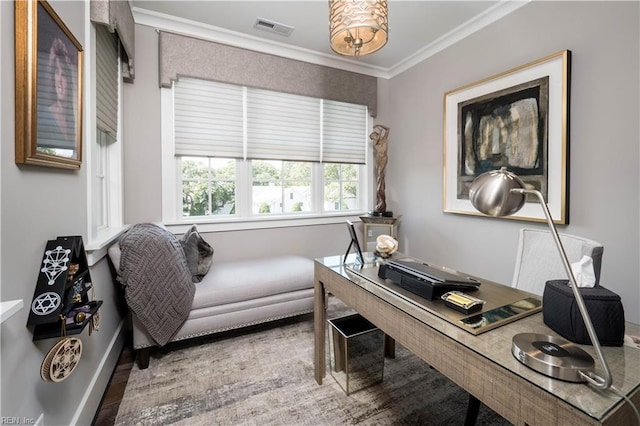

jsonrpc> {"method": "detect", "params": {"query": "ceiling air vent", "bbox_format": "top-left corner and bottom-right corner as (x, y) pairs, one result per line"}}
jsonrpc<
(254, 18), (294, 37)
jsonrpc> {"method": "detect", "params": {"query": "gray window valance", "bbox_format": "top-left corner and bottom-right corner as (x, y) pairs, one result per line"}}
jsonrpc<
(159, 31), (377, 117)
(90, 0), (135, 82)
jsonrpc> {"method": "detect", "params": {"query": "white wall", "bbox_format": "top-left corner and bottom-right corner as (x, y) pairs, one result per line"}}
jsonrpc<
(1, 1), (126, 423)
(381, 1), (640, 323)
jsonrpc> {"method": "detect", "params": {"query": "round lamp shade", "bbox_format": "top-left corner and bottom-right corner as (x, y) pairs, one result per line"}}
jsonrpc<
(329, 0), (388, 56)
(469, 167), (526, 217)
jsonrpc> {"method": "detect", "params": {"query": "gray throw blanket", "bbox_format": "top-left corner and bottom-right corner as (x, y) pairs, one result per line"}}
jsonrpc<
(118, 223), (195, 346)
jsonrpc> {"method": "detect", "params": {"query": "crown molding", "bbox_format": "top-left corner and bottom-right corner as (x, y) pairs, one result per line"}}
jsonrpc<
(133, 0), (530, 80)
(133, 7), (390, 78)
(388, 0), (531, 77)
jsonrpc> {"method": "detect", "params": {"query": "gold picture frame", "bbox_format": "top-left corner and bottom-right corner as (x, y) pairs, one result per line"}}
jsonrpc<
(15, 0), (84, 169)
(443, 50), (571, 224)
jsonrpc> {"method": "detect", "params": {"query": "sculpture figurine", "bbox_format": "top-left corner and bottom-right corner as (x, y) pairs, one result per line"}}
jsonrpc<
(370, 124), (392, 216)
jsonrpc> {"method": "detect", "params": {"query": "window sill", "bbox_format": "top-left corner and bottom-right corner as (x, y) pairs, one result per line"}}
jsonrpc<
(84, 213), (365, 265)
(85, 225), (131, 266)
(163, 212), (368, 234)
(0, 300), (24, 324)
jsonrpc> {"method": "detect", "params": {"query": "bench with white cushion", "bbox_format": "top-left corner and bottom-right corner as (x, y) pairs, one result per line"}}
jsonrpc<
(109, 245), (314, 368)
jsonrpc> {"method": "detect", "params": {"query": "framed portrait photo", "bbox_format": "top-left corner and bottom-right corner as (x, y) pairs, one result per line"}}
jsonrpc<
(15, 0), (84, 169)
(443, 50), (571, 224)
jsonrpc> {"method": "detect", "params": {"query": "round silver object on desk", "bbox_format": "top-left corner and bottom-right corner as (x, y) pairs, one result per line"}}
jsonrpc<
(512, 332), (595, 382)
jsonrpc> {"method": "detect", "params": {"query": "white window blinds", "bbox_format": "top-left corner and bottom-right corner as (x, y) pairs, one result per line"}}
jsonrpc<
(173, 78), (367, 164)
(95, 25), (118, 138)
(174, 78), (244, 158)
(322, 100), (367, 164)
(247, 89), (320, 162)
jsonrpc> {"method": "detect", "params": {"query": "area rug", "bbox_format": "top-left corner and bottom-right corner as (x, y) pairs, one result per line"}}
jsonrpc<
(115, 299), (511, 425)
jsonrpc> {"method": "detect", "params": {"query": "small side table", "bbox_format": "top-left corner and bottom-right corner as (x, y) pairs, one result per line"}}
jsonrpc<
(359, 215), (398, 252)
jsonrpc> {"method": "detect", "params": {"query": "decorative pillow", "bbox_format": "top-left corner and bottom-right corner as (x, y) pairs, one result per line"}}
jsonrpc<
(180, 225), (214, 283)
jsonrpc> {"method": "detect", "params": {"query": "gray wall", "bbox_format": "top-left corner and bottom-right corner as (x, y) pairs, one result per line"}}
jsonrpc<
(1, 1), (126, 424)
(122, 25), (163, 224)
(381, 1), (640, 323)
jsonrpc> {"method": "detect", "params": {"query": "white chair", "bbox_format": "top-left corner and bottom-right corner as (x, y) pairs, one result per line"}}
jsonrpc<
(466, 228), (605, 425)
(511, 228), (604, 296)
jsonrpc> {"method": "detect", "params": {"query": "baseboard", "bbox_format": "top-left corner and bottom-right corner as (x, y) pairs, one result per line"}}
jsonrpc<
(70, 320), (126, 425)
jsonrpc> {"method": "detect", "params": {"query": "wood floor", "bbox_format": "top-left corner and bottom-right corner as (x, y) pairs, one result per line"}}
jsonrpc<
(92, 346), (135, 426)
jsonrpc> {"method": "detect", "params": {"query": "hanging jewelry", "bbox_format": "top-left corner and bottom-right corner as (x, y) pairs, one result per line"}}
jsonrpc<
(40, 315), (82, 382)
(90, 284), (100, 334)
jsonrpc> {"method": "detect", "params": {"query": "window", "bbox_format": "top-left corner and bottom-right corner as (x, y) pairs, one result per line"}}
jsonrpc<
(182, 157), (236, 216)
(252, 160), (312, 214)
(86, 24), (124, 257)
(324, 163), (360, 211)
(94, 130), (110, 229)
(163, 78), (370, 225)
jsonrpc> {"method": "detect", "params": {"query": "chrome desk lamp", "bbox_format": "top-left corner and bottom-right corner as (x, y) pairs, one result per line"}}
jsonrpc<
(469, 167), (612, 390)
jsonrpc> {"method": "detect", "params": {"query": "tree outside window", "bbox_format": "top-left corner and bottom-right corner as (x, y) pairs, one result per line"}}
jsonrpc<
(252, 160), (311, 214)
(182, 157), (236, 216)
(324, 163), (358, 211)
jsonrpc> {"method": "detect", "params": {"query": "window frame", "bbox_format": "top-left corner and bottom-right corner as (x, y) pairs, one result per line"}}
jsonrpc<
(161, 86), (373, 231)
(85, 22), (127, 265)
(180, 156), (238, 217)
(323, 163), (362, 212)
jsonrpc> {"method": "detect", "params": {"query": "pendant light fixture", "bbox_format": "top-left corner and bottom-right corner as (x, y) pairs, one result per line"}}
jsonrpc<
(329, 0), (388, 57)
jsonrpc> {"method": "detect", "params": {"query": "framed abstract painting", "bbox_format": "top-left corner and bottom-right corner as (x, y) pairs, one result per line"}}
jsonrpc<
(443, 50), (571, 223)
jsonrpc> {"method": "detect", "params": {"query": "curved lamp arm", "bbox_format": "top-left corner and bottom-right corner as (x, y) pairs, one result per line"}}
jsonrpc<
(512, 188), (612, 389)
(469, 167), (612, 390)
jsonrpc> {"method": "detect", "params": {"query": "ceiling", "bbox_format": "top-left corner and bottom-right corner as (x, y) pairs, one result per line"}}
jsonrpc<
(132, 1), (528, 77)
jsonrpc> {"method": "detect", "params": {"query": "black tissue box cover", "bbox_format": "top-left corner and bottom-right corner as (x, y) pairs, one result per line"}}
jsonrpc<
(543, 280), (625, 346)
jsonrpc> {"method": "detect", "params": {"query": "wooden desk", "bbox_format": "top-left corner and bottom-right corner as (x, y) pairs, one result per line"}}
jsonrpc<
(314, 254), (640, 425)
